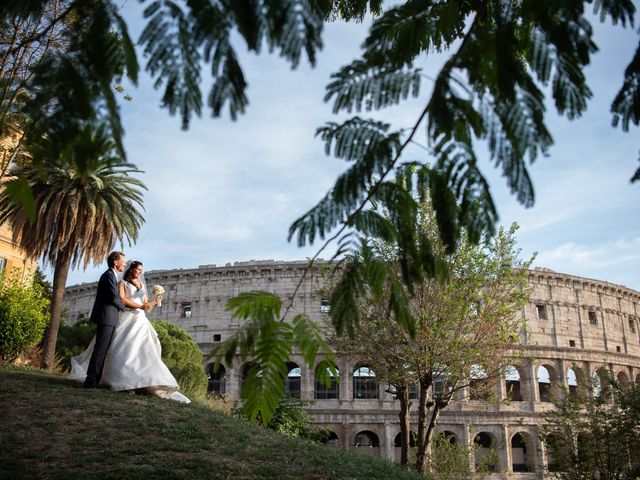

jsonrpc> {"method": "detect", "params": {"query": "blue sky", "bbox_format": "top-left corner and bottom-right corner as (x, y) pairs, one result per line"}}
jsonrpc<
(59, 3), (640, 291)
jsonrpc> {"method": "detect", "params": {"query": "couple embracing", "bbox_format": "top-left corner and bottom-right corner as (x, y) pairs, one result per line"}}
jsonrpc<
(69, 251), (190, 404)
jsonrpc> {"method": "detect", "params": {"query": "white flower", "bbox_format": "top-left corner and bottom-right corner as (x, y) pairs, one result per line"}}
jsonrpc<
(151, 285), (165, 296)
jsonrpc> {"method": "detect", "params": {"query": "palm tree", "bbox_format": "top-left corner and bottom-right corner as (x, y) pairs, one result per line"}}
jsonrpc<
(0, 124), (146, 370)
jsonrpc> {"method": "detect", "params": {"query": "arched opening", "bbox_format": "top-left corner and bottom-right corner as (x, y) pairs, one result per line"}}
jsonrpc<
(511, 432), (534, 472)
(241, 362), (260, 391)
(537, 365), (552, 402)
(636, 372), (640, 385)
(505, 365), (523, 401)
(438, 430), (458, 445)
(593, 367), (612, 403)
(354, 430), (380, 456)
(617, 370), (630, 390)
(320, 430), (339, 447)
(285, 362), (301, 398)
(315, 364), (339, 399)
(353, 365), (378, 399)
(207, 363), (226, 395)
(390, 383), (418, 400)
(394, 431), (417, 447)
(474, 432), (497, 472)
(470, 364), (491, 401)
(567, 367), (579, 397)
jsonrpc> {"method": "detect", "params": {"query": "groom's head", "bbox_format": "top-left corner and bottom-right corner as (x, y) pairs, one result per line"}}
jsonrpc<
(107, 251), (125, 272)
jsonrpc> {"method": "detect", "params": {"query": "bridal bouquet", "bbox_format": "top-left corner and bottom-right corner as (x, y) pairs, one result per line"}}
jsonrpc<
(151, 285), (165, 307)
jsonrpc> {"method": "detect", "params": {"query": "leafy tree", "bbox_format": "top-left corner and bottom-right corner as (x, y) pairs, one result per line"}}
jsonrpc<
(329, 196), (530, 474)
(209, 291), (337, 425)
(0, 125), (146, 370)
(151, 320), (208, 399)
(0, 269), (50, 362)
(0, 0), (70, 181)
(541, 379), (640, 480)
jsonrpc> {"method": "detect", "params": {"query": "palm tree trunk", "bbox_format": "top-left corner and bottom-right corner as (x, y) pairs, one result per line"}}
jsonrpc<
(40, 249), (72, 370)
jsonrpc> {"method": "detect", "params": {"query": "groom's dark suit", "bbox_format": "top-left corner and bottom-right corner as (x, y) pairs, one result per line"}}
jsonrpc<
(84, 268), (125, 388)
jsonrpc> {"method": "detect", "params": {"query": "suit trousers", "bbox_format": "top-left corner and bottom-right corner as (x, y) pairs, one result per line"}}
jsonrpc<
(85, 323), (116, 386)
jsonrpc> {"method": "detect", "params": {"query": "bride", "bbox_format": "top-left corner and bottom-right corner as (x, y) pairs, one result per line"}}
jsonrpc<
(69, 260), (190, 404)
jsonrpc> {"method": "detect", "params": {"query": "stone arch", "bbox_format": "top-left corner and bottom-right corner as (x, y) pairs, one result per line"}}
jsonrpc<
(592, 366), (612, 403)
(353, 364), (378, 399)
(505, 365), (523, 401)
(207, 362), (226, 395)
(285, 362), (301, 398)
(511, 431), (535, 473)
(636, 372), (640, 385)
(315, 363), (339, 399)
(617, 370), (630, 390)
(241, 361), (259, 391)
(567, 366), (581, 398)
(470, 364), (492, 401)
(437, 430), (458, 445)
(537, 364), (559, 402)
(354, 430), (380, 456)
(393, 431), (417, 447)
(474, 432), (498, 473)
(320, 430), (340, 448)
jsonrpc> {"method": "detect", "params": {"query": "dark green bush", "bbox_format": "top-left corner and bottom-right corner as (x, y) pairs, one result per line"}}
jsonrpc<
(56, 317), (95, 370)
(151, 320), (208, 399)
(0, 271), (50, 362)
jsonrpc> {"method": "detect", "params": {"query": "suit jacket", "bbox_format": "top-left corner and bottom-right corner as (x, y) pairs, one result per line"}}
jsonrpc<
(89, 269), (125, 326)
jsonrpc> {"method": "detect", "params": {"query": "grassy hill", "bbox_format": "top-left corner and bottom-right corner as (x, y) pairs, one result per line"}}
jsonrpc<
(0, 366), (422, 480)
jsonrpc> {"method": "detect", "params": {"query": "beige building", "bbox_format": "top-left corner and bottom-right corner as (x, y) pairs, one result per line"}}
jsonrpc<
(63, 261), (640, 478)
(0, 222), (37, 280)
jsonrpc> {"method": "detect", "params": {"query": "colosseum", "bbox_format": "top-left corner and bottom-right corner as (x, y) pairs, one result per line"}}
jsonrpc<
(63, 260), (640, 478)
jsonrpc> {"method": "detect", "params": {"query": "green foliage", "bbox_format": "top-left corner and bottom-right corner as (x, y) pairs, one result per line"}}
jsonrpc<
(428, 434), (474, 480)
(541, 379), (640, 480)
(151, 320), (208, 399)
(264, 396), (329, 443)
(209, 291), (337, 425)
(55, 317), (95, 370)
(0, 271), (50, 362)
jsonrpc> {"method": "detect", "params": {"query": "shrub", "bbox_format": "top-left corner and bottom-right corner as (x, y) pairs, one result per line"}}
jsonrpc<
(265, 396), (331, 443)
(0, 271), (50, 363)
(56, 317), (95, 370)
(151, 320), (208, 399)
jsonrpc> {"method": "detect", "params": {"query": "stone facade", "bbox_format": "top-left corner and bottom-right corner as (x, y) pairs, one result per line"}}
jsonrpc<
(64, 261), (640, 478)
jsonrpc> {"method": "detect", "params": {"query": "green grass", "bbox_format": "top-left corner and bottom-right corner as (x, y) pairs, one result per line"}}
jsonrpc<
(0, 366), (421, 479)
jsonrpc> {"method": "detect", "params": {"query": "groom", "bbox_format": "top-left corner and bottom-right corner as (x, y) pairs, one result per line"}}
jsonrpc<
(84, 251), (126, 389)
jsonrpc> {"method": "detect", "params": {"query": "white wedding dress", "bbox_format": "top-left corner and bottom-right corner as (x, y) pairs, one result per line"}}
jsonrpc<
(69, 282), (190, 404)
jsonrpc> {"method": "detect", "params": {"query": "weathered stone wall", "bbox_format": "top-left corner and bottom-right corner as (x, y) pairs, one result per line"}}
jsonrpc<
(64, 262), (640, 478)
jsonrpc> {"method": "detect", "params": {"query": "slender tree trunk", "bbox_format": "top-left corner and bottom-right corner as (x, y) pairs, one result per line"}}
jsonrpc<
(422, 403), (442, 474)
(398, 383), (412, 467)
(415, 374), (432, 474)
(40, 249), (71, 370)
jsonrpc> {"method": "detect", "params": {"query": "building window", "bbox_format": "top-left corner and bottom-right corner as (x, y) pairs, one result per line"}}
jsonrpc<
(569, 340), (576, 347)
(616, 346), (621, 353)
(588, 310), (598, 325)
(629, 319), (636, 334)
(315, 366), (339, 400)
(285, 364), (301, 398)
(320, 299), (331, 314)
(535, 304), (547, 320)
(0, 258), (6, 276)
(181, 303), (192, 318)
(213, 334), (221, 342)
(353, 366), (378, 399)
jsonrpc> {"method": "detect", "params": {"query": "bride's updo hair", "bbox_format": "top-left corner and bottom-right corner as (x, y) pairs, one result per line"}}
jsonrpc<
(123, 261), (143, 284)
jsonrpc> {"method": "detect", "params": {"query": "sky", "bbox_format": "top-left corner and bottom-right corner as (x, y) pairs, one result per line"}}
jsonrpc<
(57, 3), (640, 292)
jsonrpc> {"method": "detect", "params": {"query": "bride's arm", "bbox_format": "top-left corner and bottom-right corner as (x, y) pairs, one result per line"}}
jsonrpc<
(118, 282), (144, 309)
(142, 293), (162, 312)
